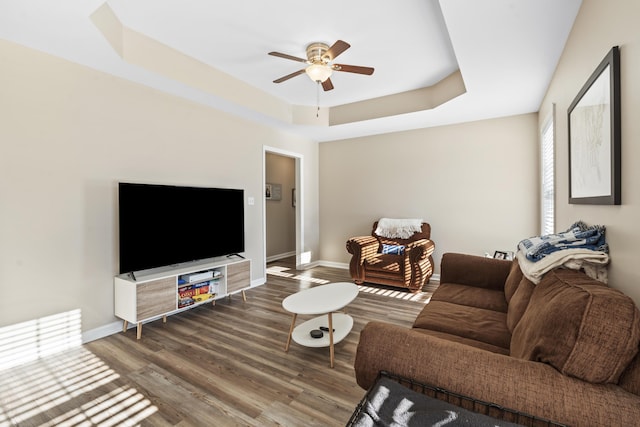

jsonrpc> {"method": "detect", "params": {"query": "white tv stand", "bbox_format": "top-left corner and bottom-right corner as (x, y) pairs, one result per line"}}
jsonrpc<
(114, 257), (250, 339)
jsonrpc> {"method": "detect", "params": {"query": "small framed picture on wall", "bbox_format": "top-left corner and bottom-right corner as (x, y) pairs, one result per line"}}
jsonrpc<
(265, 183), (282, 200)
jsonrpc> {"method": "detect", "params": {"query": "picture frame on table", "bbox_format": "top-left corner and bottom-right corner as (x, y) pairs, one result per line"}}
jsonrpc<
(493, 251), (508, 260)
(568, 46), (621, 205)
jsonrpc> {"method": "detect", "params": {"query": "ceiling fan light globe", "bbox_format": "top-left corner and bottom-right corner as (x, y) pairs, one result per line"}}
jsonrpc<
(305, 64), (332, 82)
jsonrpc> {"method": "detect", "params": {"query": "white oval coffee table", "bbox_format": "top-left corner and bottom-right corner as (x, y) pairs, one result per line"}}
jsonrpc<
(282, 282), (359, 368)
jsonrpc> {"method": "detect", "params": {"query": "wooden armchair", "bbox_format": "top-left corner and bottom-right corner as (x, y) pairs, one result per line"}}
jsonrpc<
(346, 221), (435, 292)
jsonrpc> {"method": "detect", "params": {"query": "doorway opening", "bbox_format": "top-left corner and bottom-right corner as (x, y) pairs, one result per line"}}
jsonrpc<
(263, 147), (303, 273)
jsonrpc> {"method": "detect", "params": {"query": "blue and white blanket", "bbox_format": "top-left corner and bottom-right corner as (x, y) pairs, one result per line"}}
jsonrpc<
(518, 221), (608, 262)
(516, 221), (610, 284)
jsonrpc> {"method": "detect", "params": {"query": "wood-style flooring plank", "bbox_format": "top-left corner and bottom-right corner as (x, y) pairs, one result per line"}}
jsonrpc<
(0, 258), (437, 426)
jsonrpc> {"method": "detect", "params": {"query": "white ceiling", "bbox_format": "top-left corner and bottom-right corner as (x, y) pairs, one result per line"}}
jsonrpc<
(0, 0), (582, 142)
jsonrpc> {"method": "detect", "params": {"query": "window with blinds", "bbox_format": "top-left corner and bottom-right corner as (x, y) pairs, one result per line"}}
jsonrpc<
(540, 107), (555, 235)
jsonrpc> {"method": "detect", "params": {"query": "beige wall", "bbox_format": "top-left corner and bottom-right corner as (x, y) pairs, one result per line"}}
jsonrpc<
(265, 153), (296, 258)
(539, 0), (640, 305)
(319, 113), (539, 272)
(0, 40), (319, 335)
(6, 0), (638, 339)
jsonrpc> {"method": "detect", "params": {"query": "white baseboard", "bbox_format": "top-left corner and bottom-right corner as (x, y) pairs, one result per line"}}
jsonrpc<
(82, 320), (124, 344)
(317, 260), (349, 269)
(250, 278), (266, 287)
(297, 260), (321, 270)
(266, 251), (296, 263)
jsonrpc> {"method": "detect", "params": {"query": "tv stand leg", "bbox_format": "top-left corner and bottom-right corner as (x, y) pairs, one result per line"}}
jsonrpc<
(137, 322), (142, 340)
(163, 315), (167, 323)
(122, 320), (128, 333)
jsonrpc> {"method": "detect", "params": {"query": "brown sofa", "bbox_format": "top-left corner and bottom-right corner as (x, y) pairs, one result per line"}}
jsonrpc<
(346, 221), (435, 291)
(354, 253), (640, 426)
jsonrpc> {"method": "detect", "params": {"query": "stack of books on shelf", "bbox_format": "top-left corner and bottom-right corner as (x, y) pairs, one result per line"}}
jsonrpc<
(178, 280), (219, 308)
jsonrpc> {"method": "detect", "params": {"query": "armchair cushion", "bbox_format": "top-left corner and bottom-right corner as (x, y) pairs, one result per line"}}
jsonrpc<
(363, 253), (403, 275)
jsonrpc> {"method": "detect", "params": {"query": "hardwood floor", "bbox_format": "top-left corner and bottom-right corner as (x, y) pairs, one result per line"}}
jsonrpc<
(0, 259), (437, 426)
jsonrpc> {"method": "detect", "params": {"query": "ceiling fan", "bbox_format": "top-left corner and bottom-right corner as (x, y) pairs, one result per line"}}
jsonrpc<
(268, 40), (374, 91)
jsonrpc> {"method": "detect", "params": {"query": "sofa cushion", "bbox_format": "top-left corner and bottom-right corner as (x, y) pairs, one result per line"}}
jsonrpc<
(619, 354), (640, 395)
(440, 253), (511, 291)
(413, 300), (510, 350)
(506, 277), (535, 332)
(413, 329), (510, 355)
(431, 283), (508, 313)
(511, 269), (640, 383)
(503, 258), (523, 303)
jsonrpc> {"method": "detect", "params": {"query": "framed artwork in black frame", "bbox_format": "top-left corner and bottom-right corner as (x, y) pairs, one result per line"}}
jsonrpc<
(568, 46), (621, 205)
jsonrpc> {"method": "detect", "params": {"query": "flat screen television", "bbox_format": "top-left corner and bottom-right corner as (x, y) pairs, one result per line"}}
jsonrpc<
(118, 182), (245, 274)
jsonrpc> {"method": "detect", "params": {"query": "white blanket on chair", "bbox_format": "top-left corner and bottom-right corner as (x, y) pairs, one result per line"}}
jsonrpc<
(375, 218), (423, 239)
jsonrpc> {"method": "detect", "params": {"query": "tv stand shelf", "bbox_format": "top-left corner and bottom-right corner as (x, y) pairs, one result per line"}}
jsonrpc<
(114, 257), (250, 339)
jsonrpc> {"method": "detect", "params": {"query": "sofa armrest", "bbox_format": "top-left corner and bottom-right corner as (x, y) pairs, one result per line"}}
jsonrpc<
(440, 252), (512, 290)
(354, 322), (640, 427)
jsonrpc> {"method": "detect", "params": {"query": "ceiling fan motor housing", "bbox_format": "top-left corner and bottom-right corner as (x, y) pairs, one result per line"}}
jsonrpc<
(306, 42), (330, 64)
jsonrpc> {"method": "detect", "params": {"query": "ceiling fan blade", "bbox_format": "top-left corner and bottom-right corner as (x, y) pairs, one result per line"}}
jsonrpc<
(268, 51), (308, 63)
(273, 69), (306, 83)
(323, 40), (350, 61)
(322, 78), (334, 91)
(333, 64), (375, 75)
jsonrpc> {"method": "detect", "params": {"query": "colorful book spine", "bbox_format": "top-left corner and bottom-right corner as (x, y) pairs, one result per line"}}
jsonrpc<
(178, 280), (217, 307)
(179, 284), (210, 299)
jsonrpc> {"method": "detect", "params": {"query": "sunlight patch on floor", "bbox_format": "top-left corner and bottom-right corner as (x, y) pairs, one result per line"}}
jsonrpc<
(267, 264), (433, 302)
(0, 347), (158, 426)
(266, 265), (330, 284)
(357, 285), (431, 303)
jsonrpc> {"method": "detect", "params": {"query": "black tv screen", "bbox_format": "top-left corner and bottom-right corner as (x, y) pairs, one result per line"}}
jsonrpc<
(118, 182), (245, 274)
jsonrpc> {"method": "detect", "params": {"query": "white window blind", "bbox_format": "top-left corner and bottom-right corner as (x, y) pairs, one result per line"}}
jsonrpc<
(540, 107), (555, 235)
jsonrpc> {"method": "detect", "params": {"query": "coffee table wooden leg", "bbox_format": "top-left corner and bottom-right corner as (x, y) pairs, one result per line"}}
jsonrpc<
(285, 313), (297, 352)
(328, 312), (334, 368)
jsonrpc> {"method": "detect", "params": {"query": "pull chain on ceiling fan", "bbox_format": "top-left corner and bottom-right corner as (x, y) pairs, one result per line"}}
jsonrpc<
(268, 39), (374, 93)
